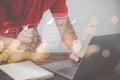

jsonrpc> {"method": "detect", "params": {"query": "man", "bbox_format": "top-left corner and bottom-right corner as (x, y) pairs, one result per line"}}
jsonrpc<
(0, 0), (83, 62)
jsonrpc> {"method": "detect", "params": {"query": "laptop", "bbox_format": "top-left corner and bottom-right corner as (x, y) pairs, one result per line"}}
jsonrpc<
(42, 33), (120, 80)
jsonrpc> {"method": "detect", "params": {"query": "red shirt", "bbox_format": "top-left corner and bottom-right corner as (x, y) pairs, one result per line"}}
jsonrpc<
(0, 0), (68, 38)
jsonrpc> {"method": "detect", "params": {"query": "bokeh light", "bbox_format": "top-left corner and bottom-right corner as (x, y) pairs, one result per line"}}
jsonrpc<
(80, 26), (97, 41)
(111, 16), (119, 25)
(89, 17), (98, 25)
(83, 26), (91, 36)
(86, 44), (100, 56)
(0, 41), (4, 52)
(102, 49), (110, 58)
(115, 60), (120, 72)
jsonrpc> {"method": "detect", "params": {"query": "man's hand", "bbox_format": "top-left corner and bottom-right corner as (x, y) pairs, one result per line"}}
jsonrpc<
(17, 28), (41, 50)
(69, 48), (85, 62)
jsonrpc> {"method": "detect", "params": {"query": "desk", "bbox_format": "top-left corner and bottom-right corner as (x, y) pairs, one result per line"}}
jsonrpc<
(0, 53), (69, 80)
(0, 53), (120, 80)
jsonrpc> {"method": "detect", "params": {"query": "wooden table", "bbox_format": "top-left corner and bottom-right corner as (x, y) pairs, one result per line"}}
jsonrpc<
(0, 53), (120, 80)
(0, 53), (69, 80)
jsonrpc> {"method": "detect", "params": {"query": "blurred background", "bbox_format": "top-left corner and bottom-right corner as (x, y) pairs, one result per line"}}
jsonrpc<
(38, 0), (120, 53)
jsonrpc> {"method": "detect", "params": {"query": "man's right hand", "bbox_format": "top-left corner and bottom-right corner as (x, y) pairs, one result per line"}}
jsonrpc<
(17, 28), (41, 51)
(69, 48), (85, 62)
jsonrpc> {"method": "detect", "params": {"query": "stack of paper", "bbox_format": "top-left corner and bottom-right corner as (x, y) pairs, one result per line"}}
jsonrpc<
(0, 61), (54, 80)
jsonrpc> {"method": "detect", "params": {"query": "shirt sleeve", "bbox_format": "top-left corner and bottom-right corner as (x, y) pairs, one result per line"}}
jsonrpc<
(50, 0), (68, 18)
(0, 0), (9, 19)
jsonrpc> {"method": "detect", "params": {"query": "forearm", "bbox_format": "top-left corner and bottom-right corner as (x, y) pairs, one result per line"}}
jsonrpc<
(55, 17), (84, 62)
(55, 17), (77, 50)
(0, 34), (14, 48)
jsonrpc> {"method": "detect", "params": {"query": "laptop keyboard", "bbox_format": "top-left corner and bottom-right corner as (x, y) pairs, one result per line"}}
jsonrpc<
(42, 59), (79, 79)
(42, 59), (79, 71)
(57, 66), (78, 79)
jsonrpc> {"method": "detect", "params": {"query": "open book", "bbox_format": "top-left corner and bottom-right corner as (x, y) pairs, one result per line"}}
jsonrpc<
(0, 61), (54, 80)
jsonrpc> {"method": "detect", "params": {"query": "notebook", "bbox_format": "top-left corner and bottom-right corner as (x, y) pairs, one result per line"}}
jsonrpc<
(0, 61), (54, 80)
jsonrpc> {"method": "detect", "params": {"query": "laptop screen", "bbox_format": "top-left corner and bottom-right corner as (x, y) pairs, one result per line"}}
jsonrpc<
(74, 33), (120, 80)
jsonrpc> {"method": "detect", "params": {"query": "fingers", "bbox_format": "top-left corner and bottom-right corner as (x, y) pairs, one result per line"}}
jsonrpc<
(28, 34), (41, 51)
(69, 48), (86, 62)
(69, 53), (79, 62)
(17, 28), (41, 51)
(18, 28), (35, 43)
